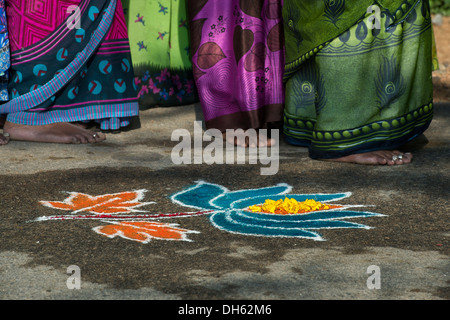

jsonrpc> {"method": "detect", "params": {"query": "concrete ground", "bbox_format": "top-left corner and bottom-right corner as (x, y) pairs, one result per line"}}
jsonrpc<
(0, 99), (448, 302)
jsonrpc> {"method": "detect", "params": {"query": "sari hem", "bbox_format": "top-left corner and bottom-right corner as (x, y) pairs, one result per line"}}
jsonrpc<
(5, 102), (139, 129)
(283, 102), (433, 159)
(205, 104), (284, 133)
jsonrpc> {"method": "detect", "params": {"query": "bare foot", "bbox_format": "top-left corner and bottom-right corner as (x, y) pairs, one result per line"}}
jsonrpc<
(0, 132), (10, 145)
(325, 150), (413, 165)
(3, 121), (106, 144)
(223, 131), (276, 148)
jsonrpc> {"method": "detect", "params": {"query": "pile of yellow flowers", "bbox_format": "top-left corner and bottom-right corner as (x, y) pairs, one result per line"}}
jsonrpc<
(248, 197), (334, 215)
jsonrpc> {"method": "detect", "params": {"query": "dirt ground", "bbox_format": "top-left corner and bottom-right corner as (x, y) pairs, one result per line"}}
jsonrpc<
(432, 15), (450, 102)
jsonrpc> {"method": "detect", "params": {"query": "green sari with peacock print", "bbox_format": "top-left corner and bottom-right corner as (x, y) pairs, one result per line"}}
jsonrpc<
(283, 0), (435, 159)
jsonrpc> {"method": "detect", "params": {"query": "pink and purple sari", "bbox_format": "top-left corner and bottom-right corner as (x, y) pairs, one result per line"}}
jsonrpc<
(187, 0), (285, 132)
(0, 0), (139, 130)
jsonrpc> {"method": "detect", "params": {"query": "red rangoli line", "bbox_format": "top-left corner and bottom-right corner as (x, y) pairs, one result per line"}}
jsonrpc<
(38, 210), (214, 221)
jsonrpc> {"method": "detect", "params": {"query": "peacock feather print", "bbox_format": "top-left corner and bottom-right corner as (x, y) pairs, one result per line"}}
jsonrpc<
(285, 0), (303, 53)
(375, 55), (406, 113)
(323, 0), (346, 28)
(290, 60), (327, 115)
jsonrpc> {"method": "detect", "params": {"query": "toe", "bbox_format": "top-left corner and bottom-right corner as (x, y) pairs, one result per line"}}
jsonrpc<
(95, 132), (106, 142)
(402, 152), (413, 163)
(248, 136), (258, 148)
(75, 134), (89, 144)
(391, 150), (412, 165)
(86, 134), (96, 144)
(0, 133), (10, 145)
(266, 138), (276, 147)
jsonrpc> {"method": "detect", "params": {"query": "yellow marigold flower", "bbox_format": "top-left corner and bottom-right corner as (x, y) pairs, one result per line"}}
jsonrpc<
(248, 198), (333, 215)
(260, 199), (280, 213)
(248, 205), (262, 213)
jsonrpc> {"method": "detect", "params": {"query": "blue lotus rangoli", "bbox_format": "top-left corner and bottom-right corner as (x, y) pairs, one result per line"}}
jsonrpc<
(171, 181), (385, 241)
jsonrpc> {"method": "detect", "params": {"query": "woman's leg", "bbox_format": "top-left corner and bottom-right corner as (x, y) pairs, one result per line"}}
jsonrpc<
(283, 1), (433, 164)
(187, 0), (284, 148)
(1, 0), (139, 143)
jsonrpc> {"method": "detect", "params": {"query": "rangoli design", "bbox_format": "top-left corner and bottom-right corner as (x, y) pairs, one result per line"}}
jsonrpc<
(35, 181), (385, 243)
(171, 181), (385, 241)
(36, 190), (207, 243)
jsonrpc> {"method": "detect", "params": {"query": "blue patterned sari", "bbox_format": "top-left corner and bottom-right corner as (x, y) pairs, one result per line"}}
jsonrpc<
(0, 0), (139, 131)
